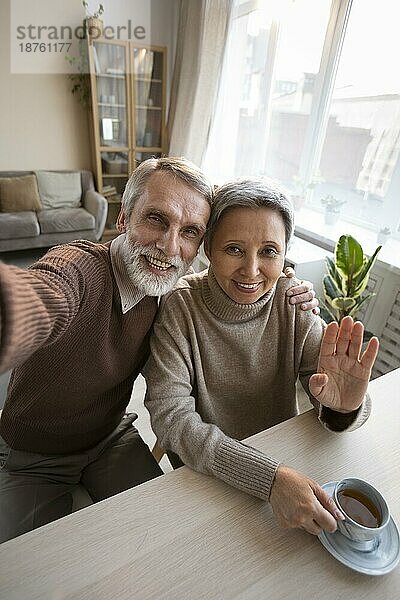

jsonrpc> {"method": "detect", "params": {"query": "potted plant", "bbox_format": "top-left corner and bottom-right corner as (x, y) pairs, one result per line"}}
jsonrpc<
(320, 234), (382, 327)
(65, 2), (104, 106)
(291, 174), (324, 211)
(377, 226), (391, 245)
(321, 194), (346, 226)
(82, 1), (104, 38)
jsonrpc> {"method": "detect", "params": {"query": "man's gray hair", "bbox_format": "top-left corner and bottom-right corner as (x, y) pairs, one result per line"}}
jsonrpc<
(205, 177), (294, 248)
(121, 157), (214, 219)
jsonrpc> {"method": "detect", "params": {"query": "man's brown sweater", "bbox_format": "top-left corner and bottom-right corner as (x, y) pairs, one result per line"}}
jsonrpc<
(0, 241), (158, 454)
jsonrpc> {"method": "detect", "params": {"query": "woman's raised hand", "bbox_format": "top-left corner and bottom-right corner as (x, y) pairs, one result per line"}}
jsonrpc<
(309, 316), (379, 413)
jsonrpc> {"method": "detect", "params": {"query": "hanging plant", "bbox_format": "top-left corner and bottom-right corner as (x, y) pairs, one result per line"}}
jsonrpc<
(65, 38), (91, 108)
(82, 2), (104, 37)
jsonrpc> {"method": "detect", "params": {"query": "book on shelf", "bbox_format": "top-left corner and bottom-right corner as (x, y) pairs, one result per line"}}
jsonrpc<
(106, 67), (124, 75)
(102, 185), (117, 196)
(107, 193), (122, 203)
(102, 185), (121, 204)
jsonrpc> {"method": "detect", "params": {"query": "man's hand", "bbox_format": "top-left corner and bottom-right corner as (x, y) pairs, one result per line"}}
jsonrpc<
(284, 267), (319, 314)
(269, 465), (344, 535)
(309, 316), (379, 413)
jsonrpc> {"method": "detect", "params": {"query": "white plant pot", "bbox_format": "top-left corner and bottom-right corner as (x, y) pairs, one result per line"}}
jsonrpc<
(324, 209), (340, 226)
(292, 195), (305, 211)
(377, 232), (390, 245)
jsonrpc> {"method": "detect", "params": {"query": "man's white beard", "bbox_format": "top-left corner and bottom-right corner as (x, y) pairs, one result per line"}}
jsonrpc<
(121, 235), (192, 296)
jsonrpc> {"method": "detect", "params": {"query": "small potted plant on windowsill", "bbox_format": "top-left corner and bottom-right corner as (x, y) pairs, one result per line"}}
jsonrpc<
(83, 1), (104, 38)
(291, 174), (324, 211)
(321, 194), (346, 226)
(377, 226), (391, 245)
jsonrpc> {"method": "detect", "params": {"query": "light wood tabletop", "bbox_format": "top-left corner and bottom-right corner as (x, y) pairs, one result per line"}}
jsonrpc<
(0, 369), (399, 599)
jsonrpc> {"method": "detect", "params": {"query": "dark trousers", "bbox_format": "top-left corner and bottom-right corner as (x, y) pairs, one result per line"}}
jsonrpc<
(0, 414), (162, 543)
(167, 449), (184, 470)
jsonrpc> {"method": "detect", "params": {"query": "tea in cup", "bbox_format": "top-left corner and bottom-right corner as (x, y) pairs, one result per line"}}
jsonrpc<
(333, 478), (390, 552)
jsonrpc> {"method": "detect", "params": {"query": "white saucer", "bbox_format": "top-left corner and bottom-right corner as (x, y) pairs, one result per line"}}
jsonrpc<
(318, 481), (400, 576)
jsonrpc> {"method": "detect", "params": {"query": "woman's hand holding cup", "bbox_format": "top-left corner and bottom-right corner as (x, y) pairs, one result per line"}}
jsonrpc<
(269, 465), (345, 535)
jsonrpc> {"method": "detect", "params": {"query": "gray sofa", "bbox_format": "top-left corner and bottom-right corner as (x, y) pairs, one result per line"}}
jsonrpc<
(0, 170), (108, 252)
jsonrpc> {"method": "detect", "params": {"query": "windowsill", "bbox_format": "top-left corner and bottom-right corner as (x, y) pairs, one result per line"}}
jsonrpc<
(294, 206), (400, 274)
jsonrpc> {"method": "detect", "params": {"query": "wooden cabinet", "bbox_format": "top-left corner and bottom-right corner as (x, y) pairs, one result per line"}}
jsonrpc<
(88, 39), (167, 239)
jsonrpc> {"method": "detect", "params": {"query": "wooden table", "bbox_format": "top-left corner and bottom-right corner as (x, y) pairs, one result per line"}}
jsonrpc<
(0, 369), (399, 599)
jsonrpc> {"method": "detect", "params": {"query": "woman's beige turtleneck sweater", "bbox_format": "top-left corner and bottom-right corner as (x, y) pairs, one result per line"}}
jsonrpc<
(144, 269), (370, 500)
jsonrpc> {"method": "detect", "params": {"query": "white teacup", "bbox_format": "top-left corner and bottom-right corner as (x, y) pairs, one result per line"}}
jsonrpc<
(333, 478), (390, 552)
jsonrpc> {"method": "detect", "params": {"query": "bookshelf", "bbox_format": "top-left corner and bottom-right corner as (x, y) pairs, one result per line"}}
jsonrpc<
(88, 39), (167, 239)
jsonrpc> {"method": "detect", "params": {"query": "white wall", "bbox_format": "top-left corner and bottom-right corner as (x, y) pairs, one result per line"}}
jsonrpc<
(0, 0), (179, 171)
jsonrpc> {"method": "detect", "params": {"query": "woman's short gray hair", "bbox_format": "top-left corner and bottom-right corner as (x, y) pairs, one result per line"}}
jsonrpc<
(205, 177), (294, 249)
(121, 157), (214, 219)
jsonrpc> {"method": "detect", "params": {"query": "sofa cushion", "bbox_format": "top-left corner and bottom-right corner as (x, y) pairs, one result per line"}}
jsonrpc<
(37, 208), (95, 234)
(0, 175), (42, 212)
(0, 211), (40, 240)
(36, 171), (82, 209)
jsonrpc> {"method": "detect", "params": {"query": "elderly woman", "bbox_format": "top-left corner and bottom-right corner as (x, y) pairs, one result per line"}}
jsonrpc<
(144, 179), (379, 535)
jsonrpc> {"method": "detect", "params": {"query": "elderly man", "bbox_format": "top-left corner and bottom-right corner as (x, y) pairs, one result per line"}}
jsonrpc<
(0, 157), (318, 542)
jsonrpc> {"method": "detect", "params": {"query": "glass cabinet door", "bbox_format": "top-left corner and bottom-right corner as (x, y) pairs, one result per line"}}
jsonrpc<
(133, 48), (164, 152)
(88, 40), (166, 239)
(93, 41), (129, 150)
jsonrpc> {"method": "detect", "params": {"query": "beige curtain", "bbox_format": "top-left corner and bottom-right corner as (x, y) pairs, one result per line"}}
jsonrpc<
(167, 0), (233, 166)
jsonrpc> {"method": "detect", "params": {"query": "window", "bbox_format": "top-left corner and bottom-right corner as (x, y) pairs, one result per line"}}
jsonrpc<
(203, 0), (400, 250)
(310, 0), (400, 235)
(264, 1), (331, 183)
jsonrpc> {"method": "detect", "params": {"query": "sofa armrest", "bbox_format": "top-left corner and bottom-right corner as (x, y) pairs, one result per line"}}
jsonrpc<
(83, 189), (108, 241)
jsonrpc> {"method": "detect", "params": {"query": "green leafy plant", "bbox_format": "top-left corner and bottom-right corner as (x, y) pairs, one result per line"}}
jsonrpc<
(65, 39), (90, 108)
(65, 2), (106, 107)
(321, 234), (382, 324)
